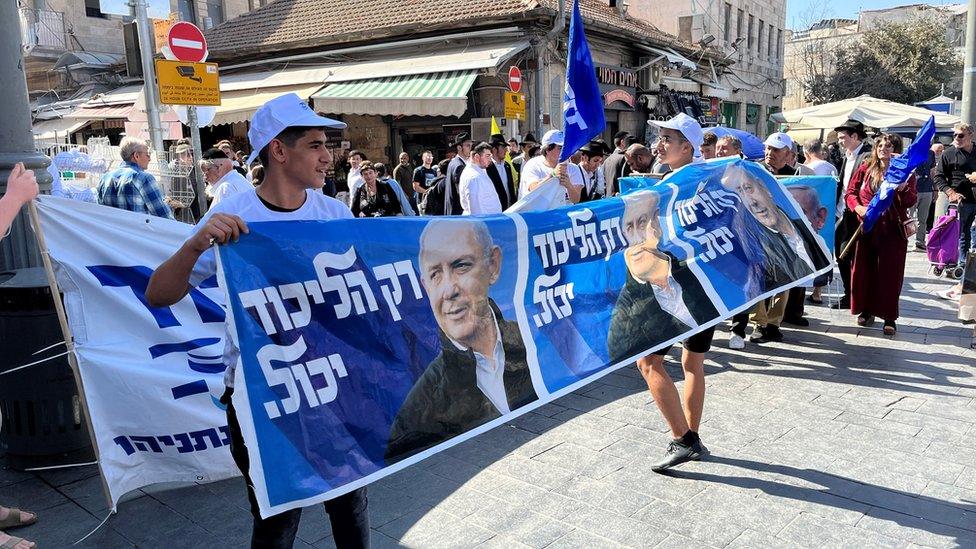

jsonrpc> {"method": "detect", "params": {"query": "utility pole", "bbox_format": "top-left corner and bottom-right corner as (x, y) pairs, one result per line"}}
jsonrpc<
(132, 0), (164, 152)
(187, 106), (206, 216)
(0, 0), (52, 271)
(962, 0), (976, 124)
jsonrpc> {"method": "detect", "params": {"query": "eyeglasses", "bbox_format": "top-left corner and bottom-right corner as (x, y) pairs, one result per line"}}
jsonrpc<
(657, 135), (686, 145)
(954, 133), (970, 139)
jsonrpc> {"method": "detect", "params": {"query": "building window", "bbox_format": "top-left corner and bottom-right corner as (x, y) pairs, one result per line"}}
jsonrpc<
(736, 9), (744, 39)
(722, 102), (740, 128)
(206, 2), (224, 26)
(178, 0), (197, 25)
(747, 15), (754, 52)
(723, 3), (732, 43)
(777, 29), (783, 59)
(758, 20), (765, 54)
(768, 26), (775, 58)
(85, 0), (105, 18)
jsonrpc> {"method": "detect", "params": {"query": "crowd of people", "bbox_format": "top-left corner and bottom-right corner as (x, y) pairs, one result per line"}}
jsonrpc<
(4, 87), (974, 548)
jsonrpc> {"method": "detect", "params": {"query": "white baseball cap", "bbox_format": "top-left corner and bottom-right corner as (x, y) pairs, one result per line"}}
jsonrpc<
(764, 132), (794, 151)
(541, 129), (565, 147)
(245, 93), (346, 165)
(648, 113), (704, 158)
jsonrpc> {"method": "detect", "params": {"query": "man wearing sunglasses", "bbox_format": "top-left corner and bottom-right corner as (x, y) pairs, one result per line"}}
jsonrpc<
(934, 123), (976, 265)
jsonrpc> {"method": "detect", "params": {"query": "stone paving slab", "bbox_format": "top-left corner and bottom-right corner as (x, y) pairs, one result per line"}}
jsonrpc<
(2, 252), (975, 547)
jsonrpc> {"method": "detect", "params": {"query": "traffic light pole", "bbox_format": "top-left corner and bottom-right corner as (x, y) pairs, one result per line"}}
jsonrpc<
(0, 0), (52, 270)
(133, 0), (165, 153)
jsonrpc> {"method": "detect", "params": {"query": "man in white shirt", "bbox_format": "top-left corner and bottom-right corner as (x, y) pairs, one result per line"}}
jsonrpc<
(386, 218), (538, 463)
(200, 148), (253, 208)
(518, 129), (582, 206)
(345, 149), (366, 207)
(802, 139), (839, 177)
(145, 93), (370, 549)
(834, 119), (872, 310)
(459, 142), (502, 215)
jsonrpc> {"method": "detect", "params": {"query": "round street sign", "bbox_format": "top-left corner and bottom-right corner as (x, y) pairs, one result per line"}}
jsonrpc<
(168, 22), (208, 63)
(508, 66), (522, 93)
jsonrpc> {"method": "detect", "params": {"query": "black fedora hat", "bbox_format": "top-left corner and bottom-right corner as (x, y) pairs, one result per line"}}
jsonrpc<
(488, 133), (508, 147)
(451, 132), (472, 147)
(834, 119), (867, 138)
(579, 139), (609, 156)
(521, 132), (538, 146)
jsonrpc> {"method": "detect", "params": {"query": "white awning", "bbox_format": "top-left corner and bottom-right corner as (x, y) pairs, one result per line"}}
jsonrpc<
(210, 85), (325, 126)
(321, 41), (530, 83)
(641, 46), (698, 71)
(661, 77), (700, 93)
(33, 118), (89, 141)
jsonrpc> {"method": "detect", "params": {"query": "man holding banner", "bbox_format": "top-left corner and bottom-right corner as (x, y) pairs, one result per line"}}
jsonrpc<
(145, 93), (370, 549)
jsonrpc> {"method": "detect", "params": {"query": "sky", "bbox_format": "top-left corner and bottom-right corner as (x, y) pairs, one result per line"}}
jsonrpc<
(785, 0), (961, 29)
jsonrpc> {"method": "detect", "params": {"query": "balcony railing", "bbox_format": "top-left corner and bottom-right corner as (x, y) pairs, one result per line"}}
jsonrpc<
(20, 7), (68, 52)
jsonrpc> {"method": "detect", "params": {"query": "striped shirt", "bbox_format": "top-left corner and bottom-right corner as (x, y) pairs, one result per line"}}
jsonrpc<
(96, 162), (174, 219)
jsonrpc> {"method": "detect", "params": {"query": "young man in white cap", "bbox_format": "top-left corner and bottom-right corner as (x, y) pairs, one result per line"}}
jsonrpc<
(145, 93), (370, 549)
(518, 129), (582, 206)
(638, 112), (717, 472)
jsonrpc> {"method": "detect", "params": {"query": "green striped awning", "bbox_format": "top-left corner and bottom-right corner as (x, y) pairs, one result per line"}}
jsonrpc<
(312, 70), (478, 117)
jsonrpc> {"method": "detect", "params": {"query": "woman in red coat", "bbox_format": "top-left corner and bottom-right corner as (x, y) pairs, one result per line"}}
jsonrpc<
(845, 133), (918, 335)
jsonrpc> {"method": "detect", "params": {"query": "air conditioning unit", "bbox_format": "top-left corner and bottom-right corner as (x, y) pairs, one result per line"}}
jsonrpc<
(638, 57), (664, 90)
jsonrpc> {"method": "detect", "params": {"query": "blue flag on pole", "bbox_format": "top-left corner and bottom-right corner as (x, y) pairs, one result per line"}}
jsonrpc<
(558, 0), (606, 162)
(862, 115), (935, 233)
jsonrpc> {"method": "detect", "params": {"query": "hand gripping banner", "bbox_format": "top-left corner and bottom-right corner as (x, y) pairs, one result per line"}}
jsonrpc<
(218, 158), (833, 517)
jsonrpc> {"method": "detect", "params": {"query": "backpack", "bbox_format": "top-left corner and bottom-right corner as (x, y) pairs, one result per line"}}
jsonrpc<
(420, 175), (446, 216)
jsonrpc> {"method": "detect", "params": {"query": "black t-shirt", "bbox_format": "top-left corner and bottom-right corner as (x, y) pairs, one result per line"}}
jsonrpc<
(935, 145), (976, 203)
(351, 182), (402, 217)
(413, 166), (438, 190)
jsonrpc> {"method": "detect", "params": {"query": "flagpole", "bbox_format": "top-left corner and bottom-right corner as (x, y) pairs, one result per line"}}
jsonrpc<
(27, 200), (115, 513)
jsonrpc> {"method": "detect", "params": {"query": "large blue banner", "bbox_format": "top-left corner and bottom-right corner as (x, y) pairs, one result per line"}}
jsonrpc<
(217, 158), (833, 518)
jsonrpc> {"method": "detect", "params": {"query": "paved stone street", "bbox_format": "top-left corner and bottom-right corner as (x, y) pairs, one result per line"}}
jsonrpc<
(3, 251), (975, 548)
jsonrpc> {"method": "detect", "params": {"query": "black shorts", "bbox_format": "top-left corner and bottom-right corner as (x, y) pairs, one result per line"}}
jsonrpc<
(652, 326), (715, 356)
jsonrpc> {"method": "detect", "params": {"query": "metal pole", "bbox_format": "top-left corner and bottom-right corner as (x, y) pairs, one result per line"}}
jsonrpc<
(0, 0), (52, 271)
(962, 0), (976, 124)
(133, 0), (164, 153)
(187, 106), (207, 216)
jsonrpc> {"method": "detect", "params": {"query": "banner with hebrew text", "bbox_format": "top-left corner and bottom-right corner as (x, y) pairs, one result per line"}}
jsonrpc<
(219, 158), (833, 518)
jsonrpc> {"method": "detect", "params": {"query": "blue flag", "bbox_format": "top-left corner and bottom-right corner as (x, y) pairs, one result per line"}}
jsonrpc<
(558, 0), (606, 162)
(862, 115), (935, 232)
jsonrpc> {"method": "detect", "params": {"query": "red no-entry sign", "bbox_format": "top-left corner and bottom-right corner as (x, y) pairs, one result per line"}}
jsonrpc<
(508, 66), (522, 93)
(168, 22), (208, 63)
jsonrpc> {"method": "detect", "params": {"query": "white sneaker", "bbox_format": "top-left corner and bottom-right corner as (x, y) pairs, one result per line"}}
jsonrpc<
(728, 334), (745, 349)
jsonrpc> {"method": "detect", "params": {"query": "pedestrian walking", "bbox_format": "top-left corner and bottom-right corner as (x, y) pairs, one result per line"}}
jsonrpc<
(392, 152), (417, 210)
(518, 130), (581, 206)
(352, 162), (403, 217)
(803, 139), (839, 177)
(834, 120), (873, 310)
(909, 148), (936, 251)
(443, 132), (472, 215)
(933, 123), (976, 267)
(199, 148), (253, 207)
(345, 149), (367, 207)
(485, 134), (517, 210)
(412, 150), (438, 214)
(602, 131), (630, 197)
(459, 142), (502, 215)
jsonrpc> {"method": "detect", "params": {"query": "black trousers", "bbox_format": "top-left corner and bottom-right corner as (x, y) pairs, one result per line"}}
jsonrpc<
(784, 286), (806, 321)
(224, 389), (371, 549)
(652, 326), (716, 356)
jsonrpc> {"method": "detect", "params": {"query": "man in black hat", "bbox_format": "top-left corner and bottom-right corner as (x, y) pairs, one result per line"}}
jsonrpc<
(511, 132), (537, 175)
(572, 139), (608, 202)
(834, 118), (872, 310)
(603, 131), (631, 197)
(443, 132), (473, 215)
(486, 133), (517, 209)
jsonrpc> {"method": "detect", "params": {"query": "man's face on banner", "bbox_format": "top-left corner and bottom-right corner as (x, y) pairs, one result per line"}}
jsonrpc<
(419, 222), (501, 347)
(622, 192), (667, 281)
(789, 187), (828, 231)
(736, 175), (780, 230)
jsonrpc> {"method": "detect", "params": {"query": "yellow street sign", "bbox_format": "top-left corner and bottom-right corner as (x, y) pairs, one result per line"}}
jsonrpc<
(155, 59), (220, 106)
(504, 92), (526, 120)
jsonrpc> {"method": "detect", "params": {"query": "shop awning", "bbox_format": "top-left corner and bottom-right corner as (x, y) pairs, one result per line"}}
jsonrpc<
(66, 104), (133, 119)
(640, 46), (698, 71)
(661, 77), (700, 94)
(312, 70), (478, 117)
(209, 84), (325, 126)
(32, 117), (89, 141)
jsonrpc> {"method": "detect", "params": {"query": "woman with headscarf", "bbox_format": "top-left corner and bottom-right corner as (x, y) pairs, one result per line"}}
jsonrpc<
(845, 133), (917, 335)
